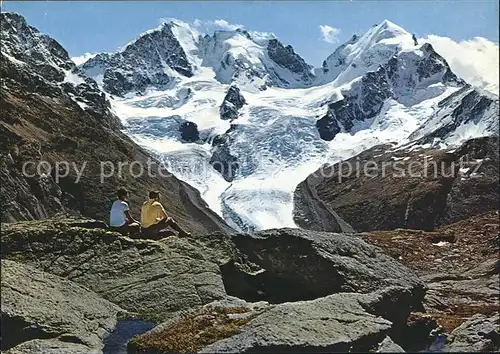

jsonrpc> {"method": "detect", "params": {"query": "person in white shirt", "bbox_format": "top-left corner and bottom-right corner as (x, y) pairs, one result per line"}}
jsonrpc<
(109, 187), (140, 235)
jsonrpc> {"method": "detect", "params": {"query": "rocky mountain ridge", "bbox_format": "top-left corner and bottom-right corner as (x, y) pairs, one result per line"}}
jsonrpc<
(81, 20), (318, 96)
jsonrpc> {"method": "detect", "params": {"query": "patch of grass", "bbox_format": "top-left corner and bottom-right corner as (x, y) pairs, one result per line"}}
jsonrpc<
(429, 303), (499, 333)
(128, 306), (258, 353)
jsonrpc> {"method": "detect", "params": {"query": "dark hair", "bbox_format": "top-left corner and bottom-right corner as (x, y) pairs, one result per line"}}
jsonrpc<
(149, 190), (160, 199)
(117, 187), (128, 199)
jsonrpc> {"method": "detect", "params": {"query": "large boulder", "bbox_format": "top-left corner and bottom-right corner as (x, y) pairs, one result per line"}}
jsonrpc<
(445, 313), (499, 352)
(214, 228), (425, 305)
(1, 259), (124, 353)
(376, 336), (405, 352)
(1, 219), (228, 322)
(201, 290), (394, 353)
(132, 287), (418, 353)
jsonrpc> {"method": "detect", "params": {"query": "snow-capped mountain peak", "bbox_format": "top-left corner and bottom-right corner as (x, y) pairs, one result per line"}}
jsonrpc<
(81, 20), (316, 94)
(318, 19), (418, 86)
(198, 29), (315, 90)
(81, 19), (201, 96)
(119, 18), (200, 55)
(371, 19), (410, 39)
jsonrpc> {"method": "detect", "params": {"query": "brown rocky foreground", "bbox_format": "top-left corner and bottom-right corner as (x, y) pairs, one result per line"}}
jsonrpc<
(2, 218), (498, 353)
(361, 211), (499, 334)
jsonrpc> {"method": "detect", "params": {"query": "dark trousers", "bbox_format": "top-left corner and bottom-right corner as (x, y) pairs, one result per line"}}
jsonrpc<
(141, 218), (185, 238)
(109, 222), (141, 236)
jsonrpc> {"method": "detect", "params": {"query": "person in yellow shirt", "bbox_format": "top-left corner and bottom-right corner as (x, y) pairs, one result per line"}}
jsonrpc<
(141, 190), (192, 238)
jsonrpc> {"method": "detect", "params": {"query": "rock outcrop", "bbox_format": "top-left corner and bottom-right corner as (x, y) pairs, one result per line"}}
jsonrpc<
(179, 121), (200, 142)
(1, 218), (430, 352)
(1, 219), (228, 322)
(129, 287), (420, 353)
(1, 259), (124, 353)
(209, 127), (240, 182)
(214, 228), (425, 304)
(445, 313), (499, 352)
(219, 85), (246, 121)
(201, 290), (396, 353)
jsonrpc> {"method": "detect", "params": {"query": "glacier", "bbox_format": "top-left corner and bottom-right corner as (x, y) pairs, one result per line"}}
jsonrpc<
(80, 19), (499, 232)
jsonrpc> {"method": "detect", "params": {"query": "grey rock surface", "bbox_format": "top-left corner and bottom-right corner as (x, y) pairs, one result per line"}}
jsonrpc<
(218, 228), (425, 304)
(201, 288), (405, 353)
(1, 220), (228, 322)
(445, 313), (499, 352)
(1, 259), (123, 352)
(4, 339), (93, 354)
(376, 336), (406, 352)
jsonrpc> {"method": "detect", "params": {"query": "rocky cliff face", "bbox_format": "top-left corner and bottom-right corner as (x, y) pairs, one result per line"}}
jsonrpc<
(266, 39), (315, 84)
(409, 85), (499, 144)
(0, 12), (233, 235)
(81, 21), (195, 96)
(1, 12), (117, 129)
(219, 85), (246, 121)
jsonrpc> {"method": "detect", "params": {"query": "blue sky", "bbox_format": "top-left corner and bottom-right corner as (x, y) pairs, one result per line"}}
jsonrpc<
(3, 1), (499, 66)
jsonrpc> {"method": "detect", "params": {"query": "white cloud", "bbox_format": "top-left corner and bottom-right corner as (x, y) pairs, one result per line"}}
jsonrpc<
(319, 25), (341, 44)
(423, 35), (499, 94)
(214, 19), (243, 31)
(193, 19), (244, 32)
(71, 52), (98, 66)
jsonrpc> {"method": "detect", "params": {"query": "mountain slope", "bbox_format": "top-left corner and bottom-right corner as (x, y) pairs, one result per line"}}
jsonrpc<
(293, 136), (499, 232)
(0, 12), (234, 235)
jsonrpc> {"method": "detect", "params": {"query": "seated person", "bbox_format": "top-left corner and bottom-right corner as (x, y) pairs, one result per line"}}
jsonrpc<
(109, 187), (140, 235)
(141, 190), (192, 238)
